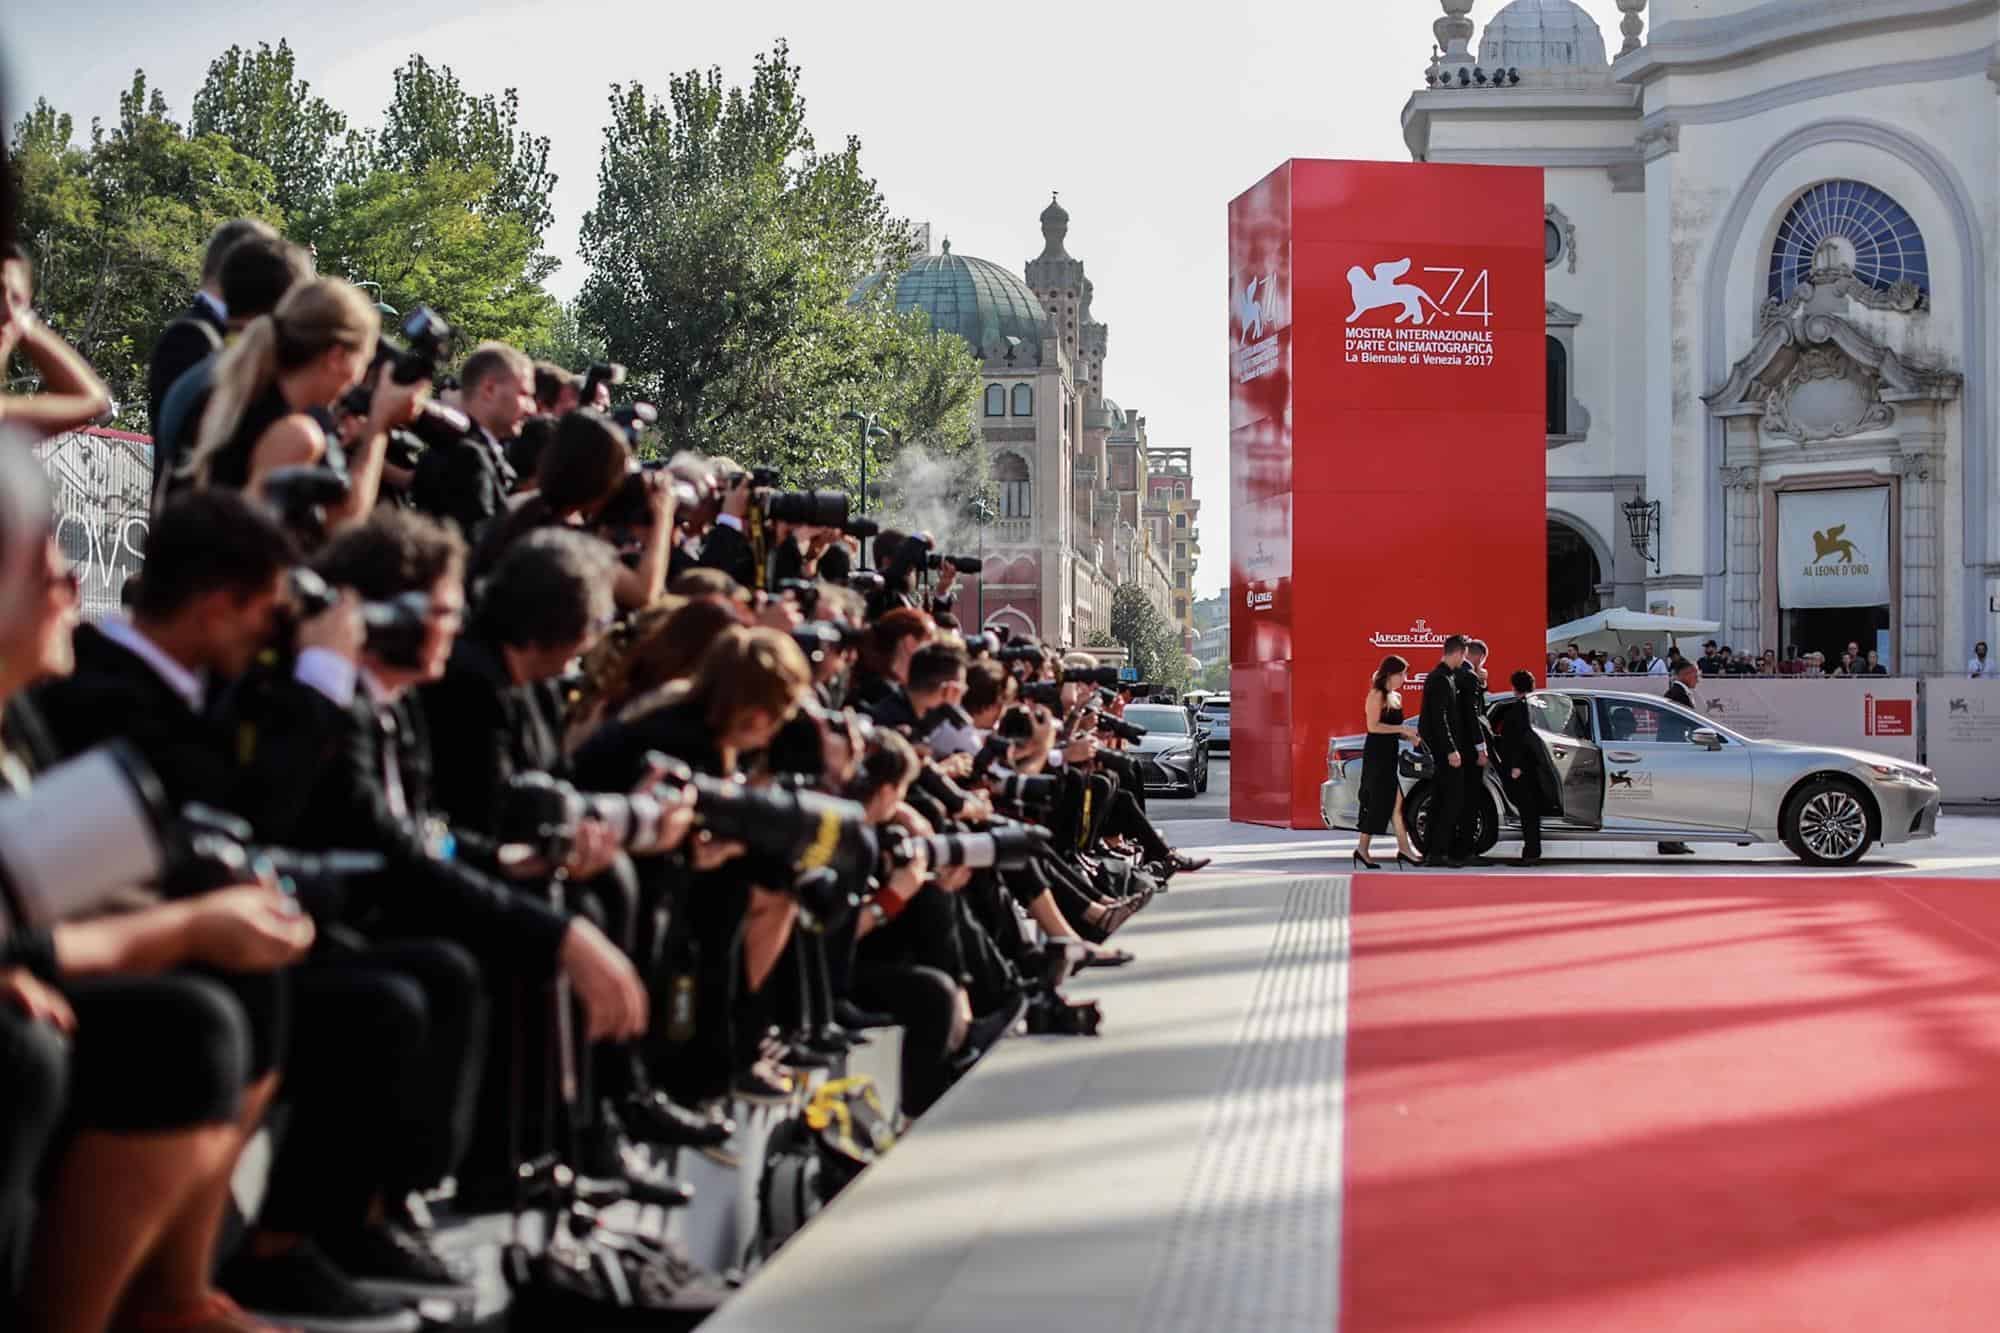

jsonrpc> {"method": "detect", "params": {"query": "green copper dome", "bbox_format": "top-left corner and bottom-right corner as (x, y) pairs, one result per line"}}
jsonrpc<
(857, 245), (1049, 362)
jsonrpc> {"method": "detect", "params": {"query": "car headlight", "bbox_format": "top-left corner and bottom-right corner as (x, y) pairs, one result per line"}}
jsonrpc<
(1159, 746), (1192, 763)
(1869, 763), (1935, 785)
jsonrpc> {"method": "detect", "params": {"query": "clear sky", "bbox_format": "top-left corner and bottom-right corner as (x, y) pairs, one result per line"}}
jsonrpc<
(2, 0), (1626, 600)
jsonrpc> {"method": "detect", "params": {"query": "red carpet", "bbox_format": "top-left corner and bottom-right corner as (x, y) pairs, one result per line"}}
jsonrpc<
(1342, 875), (2000, 1333)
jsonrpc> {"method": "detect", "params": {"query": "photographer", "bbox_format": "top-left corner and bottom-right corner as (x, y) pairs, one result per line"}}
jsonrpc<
(472, 411), (676, 610)
(182, 277), (428, 536)
(0, 449), (316, 1333)
(409, 341), (534, 544)
(533, 361), (582, 415)
(869, 528), (964, 621)
(151, 235), (316, 515)
(693, 458), (759, 589)
(0, 246), (114, 442)
(851, 606), (934, 715)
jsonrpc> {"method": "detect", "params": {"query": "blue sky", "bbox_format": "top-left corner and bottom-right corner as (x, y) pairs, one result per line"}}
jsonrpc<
(3, 0), (1626, 600)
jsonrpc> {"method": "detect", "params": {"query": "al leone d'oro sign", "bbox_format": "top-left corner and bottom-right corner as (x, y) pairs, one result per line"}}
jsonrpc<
(1778, 486), (1891, 609)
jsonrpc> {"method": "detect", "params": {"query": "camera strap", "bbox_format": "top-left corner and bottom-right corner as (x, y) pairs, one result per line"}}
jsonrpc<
(748, 503), (768, 593)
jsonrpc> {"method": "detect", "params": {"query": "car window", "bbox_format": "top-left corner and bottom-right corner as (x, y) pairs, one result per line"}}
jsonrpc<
(1200, 702), (1229, 716)
(1528, 692), (1592, 740)
(1123, 706), (1190, 735)
(1594, 698), (1700, 745)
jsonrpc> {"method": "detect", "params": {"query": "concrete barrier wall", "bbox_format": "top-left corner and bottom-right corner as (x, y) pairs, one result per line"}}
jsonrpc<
(1922, 678), (2000, 806)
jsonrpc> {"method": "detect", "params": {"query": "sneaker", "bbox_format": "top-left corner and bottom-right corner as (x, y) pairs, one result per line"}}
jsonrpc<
(219, 1243), (421, 1333)
(319, 1221), (478, 1308)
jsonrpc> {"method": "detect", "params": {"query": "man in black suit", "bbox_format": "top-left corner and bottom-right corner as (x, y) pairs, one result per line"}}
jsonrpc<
(1448, 638), (1493, 864)
(1418, 634), (1469, 867)
(410, 341), (532, 545)
(1491, 670), (1557, 865)
(145, 217), (275, 429)
(1658, 659), (1702, 856)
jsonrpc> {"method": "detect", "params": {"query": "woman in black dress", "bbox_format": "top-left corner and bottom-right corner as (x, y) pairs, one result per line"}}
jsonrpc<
(1355, 654), (1422, 869)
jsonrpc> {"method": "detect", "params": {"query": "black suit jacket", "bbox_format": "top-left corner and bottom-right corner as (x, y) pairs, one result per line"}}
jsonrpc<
(287, 686), (568, 971)
(1665, 680), (1695, 709)
(1453, 663), (1487, 759)
(417, 633), (563, 863)
(29, 626), (347, 849)
(1490, 695), (1559, 806)
(699, 522), (758, 589)
(147, 300), (225, 431)
(412, 435), (514, 548)
(1418, 662), (1460, 757)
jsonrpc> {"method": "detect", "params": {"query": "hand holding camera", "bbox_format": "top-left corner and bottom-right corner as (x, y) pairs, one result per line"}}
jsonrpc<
(294, 587), (366, 663)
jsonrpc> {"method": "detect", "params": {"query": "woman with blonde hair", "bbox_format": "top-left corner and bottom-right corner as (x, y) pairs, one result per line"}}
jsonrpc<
(183, 277), (425, 535)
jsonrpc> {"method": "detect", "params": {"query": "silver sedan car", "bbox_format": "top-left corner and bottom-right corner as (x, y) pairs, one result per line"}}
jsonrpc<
(1320, 688), (1940, 867)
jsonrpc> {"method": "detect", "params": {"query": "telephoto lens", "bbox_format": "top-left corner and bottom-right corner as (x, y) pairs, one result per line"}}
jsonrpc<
(643, 752), (878, 883)
(997, 773), (1060, 809)
(764, 488), (850, 528)
(916, 826), (1049, 871)
(1093, 713), (1147, 744)
(1060, 665), (1124, 688)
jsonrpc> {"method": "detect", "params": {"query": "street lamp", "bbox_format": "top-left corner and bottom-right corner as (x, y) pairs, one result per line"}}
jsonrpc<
(1622, 496), (1662, 574)
(355, 280), (398, 322)
(839, 409), (892, 519)
(965, 494), (996, 628)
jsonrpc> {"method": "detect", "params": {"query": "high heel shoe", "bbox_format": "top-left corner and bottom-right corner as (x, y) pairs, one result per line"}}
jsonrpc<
(1352, 849), (1382, 871)
(1396, 852), (1423, 870)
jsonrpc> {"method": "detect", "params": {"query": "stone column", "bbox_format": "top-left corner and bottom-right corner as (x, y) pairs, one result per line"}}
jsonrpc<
(1720, 465), (1762, 651)
(1897, 449), (1939, 673)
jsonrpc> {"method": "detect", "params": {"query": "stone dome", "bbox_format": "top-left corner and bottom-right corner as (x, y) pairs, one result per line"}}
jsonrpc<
(1478, 0), (1608, 70)
(856, 245), (1050, 362)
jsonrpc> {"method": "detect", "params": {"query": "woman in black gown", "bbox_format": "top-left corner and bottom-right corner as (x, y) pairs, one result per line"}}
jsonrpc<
(1355, 654), (1422, 869)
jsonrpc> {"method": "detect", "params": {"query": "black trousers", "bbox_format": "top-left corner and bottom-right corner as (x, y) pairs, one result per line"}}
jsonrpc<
(1102, 784), (1172, 863)
(1453, 755), (1484, 857)
(1429, 763), (1467, 859)
(261, 938), (485, 1234)
(0, 1009), (67, 1305)
(1511, 779), (1543, 858)
(848, 963), (958, 1117)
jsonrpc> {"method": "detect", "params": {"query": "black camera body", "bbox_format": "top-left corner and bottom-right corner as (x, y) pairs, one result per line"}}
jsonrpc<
(1092, 712), (1147, 745)
(342, 306), (453, 417)
(263, 466), (351, 540)
(997, 641), (1043, 665)
(608, 402), (657, 446)
(1021, 681), (1062, 708)
(287, 568), (432, 671)
(764, 488), (850, 529)
(1061, 666), (1124, 688)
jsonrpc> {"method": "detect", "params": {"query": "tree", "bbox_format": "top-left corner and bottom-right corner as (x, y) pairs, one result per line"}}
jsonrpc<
(9, 74), (278, 427)
(578, 42), (978, 491)
(308, 164), (559, 353)
(1200, 661), (1231, 693)
(189, 41), (351, 224)
(525, 299), (607, 375)
(1110, 584), (1191, 693)
(371, 55), (557, 239)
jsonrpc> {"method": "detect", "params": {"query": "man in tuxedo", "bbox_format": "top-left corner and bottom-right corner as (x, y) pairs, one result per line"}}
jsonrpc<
(410, 341), (533, 545)
(1491, 670), (1555, 866)
(145, 217), (276, 429)
(1658, 659), (1702, 856)
(697, 462), (761, 589)
(1452, 639), (1493, 864)
(1418, 634), (1468, 867)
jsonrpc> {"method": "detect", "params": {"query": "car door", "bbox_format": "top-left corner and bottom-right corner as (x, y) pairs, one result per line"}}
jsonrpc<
(1527, 691), (1604, 829)
(1591, 696), (1754, 832)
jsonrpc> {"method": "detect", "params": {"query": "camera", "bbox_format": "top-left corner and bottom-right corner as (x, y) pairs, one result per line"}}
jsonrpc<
(995, 773), (1060, 810)
(262, 466), (351, 539)
(651, 757), (878, 887)
(776, 578), (819, 616)
(764, 488), (850, 529)
(342, 306), (453, 416)
(493, 771), (684, 863)
(608, 402), (657, 446)
(172, 804), (385, 916)
(842, 517), (880, 540)
(879, 825), (1048, 876)
(1021, 681), (1062, 708)
(1026, 993), (1103, 1037)
(288, 568), (432, 671)
(581, 362), (626, 408)
(927, 553), (981, 575)
(847, 571), (885, 597)
(384, 400), (481, 471)
(997, 641), (1043, 665)
(790, 621), (841, 664)
(1061, 666), (1124, 688)
(1091, 712), (1147, 744)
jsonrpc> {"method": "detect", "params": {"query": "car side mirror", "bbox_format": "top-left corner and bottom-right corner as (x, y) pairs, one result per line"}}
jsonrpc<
(1690, 728), (1725, 751)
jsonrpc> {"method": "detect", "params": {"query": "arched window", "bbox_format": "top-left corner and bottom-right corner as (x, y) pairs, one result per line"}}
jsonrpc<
(983, 384), (1005, 417)
(1769, 181), (1928, 304)
(1011, 384), (1033, 416)
(996, 453), (1031, 519)
(1175, 483), (1186, 500)
(1546, 335), (1568, 437)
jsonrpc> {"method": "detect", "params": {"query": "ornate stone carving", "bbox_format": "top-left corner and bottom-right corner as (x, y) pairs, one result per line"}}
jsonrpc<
(1719, 465), (1759, 493)
(1435, 0), (1475, 62)
(1896, 451), (1935, 481)
(1546, 203), (1578, 274)
(1706, 305), (1961, 445)
(1758, 265), (1927, 328)
(1616, 0), (1647, 56)
(1637, 120), (1679, 160)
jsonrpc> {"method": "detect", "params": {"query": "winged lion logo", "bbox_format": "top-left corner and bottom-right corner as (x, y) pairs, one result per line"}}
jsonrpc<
(1812, 525), (1860, 564)
(1346, 259), (1431, 326)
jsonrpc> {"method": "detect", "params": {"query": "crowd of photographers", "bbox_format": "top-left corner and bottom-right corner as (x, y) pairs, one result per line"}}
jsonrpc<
(0, 217), (1210, 1329)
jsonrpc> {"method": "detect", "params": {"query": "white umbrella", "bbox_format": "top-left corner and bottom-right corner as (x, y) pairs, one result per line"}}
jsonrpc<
(1547, 608), (1721, 656)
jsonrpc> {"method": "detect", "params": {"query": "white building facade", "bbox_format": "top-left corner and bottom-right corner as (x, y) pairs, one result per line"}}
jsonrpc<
(1404, 0), (1998, 670)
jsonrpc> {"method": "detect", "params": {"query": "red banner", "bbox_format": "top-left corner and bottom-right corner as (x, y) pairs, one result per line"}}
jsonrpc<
(1229, 160), (1547, 828)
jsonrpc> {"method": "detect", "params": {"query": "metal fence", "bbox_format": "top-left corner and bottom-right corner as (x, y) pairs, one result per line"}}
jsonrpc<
(35, 428), (152, 621)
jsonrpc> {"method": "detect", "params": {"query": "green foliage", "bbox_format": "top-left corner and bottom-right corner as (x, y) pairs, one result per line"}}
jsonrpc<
(189, 41), (351, 223)
(1110, 584), (1191, 693)
(578, 41), (978, 490)
(1085, 630), (1118, 650)
(309, 164), (559, 354)
(1199, 661), (1231, 693)
(525, 299), (608, 375)
(370, 55), (557, 239)
(9, 74), (279, 426)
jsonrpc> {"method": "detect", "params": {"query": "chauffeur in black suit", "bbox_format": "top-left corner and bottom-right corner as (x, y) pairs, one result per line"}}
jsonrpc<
(1452, 638), (1493, 864)
(1491, 669), (1557, 865)
(1657, 660), (1702, 856)
(1418, 634), (1470, 867)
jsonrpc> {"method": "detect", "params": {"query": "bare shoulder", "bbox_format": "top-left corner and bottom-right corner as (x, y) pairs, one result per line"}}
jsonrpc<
(254, 413), (328, 471)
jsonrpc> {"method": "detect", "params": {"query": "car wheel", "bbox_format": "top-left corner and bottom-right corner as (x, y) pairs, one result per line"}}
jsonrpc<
(1406, 785), (1496, 859)
(1782, 776), (1874, 867)
(1197, 762), (1209, 794)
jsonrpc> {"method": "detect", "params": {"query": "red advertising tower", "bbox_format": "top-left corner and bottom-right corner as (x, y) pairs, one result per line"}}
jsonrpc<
(1229, 160), (1547, 829)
